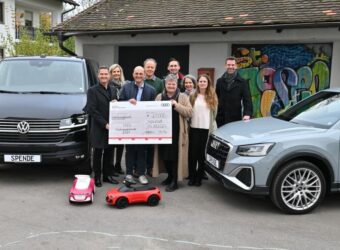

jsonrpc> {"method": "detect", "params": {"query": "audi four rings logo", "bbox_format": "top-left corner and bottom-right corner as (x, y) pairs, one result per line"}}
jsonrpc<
(211, 140), (220, 149)
(17, 121), (30, 134)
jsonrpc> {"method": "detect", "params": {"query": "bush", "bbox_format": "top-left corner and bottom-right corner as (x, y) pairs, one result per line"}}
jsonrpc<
(1, 28), (75, 56)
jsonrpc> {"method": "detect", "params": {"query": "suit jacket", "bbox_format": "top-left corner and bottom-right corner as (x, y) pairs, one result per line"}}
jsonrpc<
(86, 84), (118, 148)
(119, 81), (156, 101)
(215, 73), (253, 127)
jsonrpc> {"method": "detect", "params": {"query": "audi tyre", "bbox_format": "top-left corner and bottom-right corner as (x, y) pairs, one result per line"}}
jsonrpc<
(270, 161), (326, 214)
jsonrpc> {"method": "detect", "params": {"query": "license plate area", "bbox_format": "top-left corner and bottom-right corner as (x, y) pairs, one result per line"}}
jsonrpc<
(74, 195), (86, 200)
(4, 155), (41, 163)
(206, 153), (219, 169)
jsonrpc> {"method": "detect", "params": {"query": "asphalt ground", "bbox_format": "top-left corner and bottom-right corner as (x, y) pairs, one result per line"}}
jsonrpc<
(0, 163), (340, 250)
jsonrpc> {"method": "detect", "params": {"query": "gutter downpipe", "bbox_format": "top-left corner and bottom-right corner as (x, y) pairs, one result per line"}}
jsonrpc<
(57, 3), (78, 56)
(57, 31), (77, 56)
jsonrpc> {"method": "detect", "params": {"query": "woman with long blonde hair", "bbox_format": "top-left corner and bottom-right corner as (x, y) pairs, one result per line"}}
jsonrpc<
(108, 63), (126, 175)
(188, 74), (218, 186)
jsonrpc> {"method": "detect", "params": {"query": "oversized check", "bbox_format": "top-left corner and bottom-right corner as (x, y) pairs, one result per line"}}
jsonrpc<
(109, 101), (172, 144)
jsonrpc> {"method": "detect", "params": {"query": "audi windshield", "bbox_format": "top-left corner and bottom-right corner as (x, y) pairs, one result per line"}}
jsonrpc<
(0, 59), (86, 94)
(278, 90), (340, 129)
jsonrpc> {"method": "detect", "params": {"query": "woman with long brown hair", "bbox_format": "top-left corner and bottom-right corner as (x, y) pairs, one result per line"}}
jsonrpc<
(188, 74), (218, 186)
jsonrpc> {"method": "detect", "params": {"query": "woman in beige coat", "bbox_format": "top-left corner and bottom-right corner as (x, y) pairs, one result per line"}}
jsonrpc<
(152, 74), (193, 192)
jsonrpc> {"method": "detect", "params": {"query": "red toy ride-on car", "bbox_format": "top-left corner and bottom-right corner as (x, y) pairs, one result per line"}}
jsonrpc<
(106, 180), (161, 209)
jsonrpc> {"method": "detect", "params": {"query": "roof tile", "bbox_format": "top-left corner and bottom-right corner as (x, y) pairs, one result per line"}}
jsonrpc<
(55, 0), (340, 32)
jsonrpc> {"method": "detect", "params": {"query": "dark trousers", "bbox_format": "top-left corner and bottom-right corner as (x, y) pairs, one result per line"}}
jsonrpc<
(146, 145), (154, 171)
(93, 147), (114, 180)
(113, 145), (124, 166)
(125, 145), (146, 176)
(164, 160), (178, 182)
(188, 128), (209, 182)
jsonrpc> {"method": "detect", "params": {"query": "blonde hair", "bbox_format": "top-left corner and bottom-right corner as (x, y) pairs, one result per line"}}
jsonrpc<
(109, 64), (125, 83)
(190, 74), (218, 110)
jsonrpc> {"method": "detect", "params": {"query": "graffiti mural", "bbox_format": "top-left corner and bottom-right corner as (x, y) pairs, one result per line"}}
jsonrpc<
(232, 44), (332, 117)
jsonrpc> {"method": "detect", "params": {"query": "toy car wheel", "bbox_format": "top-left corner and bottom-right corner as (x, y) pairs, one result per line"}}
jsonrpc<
(270, 160), (326, 214)
(116, 197), (129, 209)
(90, 192), (94, 203)
(147, 195), (160, 206)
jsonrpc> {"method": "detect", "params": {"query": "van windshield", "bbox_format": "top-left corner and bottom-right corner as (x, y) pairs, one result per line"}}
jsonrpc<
(0, 59), (85, 93)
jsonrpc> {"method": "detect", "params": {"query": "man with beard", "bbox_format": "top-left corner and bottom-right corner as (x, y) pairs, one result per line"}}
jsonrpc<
(216, 57), (253, 127)
(167, 58), (185, 92)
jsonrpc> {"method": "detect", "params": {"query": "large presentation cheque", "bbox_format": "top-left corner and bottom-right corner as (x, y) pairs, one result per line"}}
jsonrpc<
(109, 101), (172, 144)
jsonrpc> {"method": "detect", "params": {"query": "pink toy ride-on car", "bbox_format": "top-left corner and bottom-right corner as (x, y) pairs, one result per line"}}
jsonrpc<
(69, 175), (95, 203)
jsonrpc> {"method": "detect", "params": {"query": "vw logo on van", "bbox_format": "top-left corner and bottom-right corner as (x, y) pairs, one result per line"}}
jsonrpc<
(17, 121), (30, 134)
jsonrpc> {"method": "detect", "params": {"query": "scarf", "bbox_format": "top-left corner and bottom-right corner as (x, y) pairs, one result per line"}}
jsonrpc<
(161, 88), (180, 101)
(222, 71), (238, 91)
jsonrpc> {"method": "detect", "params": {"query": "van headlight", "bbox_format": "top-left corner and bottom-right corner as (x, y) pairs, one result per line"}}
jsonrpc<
(236, 143), (275, 157)
(59, 114), (88, 129)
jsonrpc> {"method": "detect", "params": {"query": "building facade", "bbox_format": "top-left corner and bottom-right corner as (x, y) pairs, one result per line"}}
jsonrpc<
(0, 0), (78, 57)
(54, 0), (340, 116)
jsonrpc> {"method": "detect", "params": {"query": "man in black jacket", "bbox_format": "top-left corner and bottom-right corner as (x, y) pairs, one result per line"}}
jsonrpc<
(86, 66), (119, 187)
(216, 57), (253, 127)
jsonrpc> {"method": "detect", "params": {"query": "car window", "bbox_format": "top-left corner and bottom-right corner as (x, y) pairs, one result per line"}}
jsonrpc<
(0, 59), (85, 93)
(279, 91), (340, 129)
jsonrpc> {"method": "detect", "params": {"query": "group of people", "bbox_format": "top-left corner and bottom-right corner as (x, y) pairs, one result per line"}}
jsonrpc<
(86, 57), (253, 192)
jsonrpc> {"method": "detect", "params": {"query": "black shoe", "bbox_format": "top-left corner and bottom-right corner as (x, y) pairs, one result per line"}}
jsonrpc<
(195, 181), (202, 187)
(112, 172), (119, 177)
(103, 176), (119, 184)
(188, 180), (195, 186)
(165, 182), (178, 192)
(161, 176), (172, 186)
(95, 178), (102, 187)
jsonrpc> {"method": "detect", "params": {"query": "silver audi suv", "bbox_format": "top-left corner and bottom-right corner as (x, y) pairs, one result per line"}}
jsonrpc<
(205, 88), (340, 214)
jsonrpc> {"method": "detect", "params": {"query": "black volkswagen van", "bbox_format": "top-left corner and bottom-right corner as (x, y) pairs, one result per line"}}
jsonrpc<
(0, 56), (98, 170)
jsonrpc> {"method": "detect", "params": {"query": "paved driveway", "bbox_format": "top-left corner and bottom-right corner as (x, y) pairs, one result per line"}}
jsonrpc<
(0, 164), (340, 250)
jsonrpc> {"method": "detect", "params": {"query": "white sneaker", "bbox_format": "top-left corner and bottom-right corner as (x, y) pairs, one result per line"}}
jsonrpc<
(138, 175), (148, 185)
(125, 175), (137, 184)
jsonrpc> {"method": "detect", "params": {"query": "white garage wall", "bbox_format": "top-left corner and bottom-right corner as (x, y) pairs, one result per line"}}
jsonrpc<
(83, 45), (115, 67)
(331, 41), (340, 88)
(75, 27), (340, 87)
(189, 43), (230, 83)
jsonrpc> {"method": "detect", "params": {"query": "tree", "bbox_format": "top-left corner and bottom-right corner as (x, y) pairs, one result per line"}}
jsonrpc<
(1, 28), (74, 56)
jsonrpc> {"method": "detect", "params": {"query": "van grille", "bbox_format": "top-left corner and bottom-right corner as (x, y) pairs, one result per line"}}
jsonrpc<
(0, 119), (60, 132)
(0, 119), (68, 143)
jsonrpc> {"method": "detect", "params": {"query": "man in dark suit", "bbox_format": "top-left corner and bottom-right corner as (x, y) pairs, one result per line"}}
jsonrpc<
(216, 56), (253, 127)
(86, 66), (119, 187)
(120, 66), (156, 185)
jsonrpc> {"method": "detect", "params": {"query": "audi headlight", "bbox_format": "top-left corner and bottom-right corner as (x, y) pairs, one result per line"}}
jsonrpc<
(236, 143), (275, 157)
(60, 114), (88, 129)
